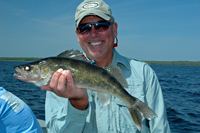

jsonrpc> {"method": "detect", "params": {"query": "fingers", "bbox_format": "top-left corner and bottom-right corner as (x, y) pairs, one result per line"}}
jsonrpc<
(40, 68), (89, 109)
(40, 84), (52, 91)
(40, 69), (63, 92)
(50, 68), (63, 90)
(49, 69), (76, 97)
(57, 70), (77, 97)
(64, 70), (76, 92)
(56, 70), (68, 93)
(40, 68), (87, 99)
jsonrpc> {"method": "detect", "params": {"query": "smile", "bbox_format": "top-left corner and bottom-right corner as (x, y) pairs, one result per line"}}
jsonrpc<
(90, 42), (101, 46)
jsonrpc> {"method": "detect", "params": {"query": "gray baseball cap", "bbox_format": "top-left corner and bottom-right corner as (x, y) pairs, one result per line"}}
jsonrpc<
(75, 0), (115, 27)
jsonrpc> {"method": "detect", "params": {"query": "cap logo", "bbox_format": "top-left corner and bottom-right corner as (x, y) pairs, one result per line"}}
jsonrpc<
(82, 2), (99, 9)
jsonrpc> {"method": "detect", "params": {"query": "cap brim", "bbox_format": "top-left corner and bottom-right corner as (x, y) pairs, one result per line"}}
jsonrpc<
(76, 10), (111, 27)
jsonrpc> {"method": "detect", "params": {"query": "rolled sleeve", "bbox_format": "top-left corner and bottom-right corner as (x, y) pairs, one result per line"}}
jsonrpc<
(59, 100), (89, 133)
(45, 91), (90, 133)
(67, 100), (89, 120)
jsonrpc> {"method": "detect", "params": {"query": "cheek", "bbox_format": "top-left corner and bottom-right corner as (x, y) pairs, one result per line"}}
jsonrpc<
(103, 30), (115, 45)
(78, 37), (88, 52)
(78, 35), (88, 45)
(102, 29), (112, 38)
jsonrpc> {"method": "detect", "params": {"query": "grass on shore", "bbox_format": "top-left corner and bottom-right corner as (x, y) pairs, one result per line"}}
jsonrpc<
(0, 57), (200, 66)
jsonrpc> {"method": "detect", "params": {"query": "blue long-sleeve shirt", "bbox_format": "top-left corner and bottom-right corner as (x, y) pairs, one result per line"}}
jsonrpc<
(0, 87), (43, 133)
(45, 49), (171, 133)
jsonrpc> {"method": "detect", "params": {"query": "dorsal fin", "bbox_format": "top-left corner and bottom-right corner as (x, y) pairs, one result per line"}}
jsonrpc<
(57, 49), (96, 65)
(104, 66), (128, 88)
(57, 49), (85, 60)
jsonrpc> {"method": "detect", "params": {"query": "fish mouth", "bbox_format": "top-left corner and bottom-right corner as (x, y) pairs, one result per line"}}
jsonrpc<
(13, 67), (28, 81)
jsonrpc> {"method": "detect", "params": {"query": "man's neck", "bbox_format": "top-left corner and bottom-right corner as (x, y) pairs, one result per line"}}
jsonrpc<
(95, 52), (113, 67)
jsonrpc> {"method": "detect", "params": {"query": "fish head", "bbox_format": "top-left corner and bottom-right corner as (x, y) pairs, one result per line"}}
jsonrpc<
(13, 59), (53, 86)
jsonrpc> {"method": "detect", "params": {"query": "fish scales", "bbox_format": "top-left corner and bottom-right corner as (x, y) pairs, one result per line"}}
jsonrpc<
(13, 49), (157, 131)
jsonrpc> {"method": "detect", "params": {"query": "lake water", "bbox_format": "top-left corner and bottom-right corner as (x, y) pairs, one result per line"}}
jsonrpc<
(0, 61), (200, 133)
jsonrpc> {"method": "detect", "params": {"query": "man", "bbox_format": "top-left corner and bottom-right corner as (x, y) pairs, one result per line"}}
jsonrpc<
(0, 87), (43, 133)
(41, 0), (171, 132)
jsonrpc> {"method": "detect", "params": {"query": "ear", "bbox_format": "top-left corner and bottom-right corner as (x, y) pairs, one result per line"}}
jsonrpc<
(75, 29), (80, 43)
(75, 29), (78, 35)
(113, 22), (118, 37)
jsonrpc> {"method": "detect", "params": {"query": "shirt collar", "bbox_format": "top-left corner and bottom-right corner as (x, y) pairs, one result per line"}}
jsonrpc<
(110, 48), (131, 70)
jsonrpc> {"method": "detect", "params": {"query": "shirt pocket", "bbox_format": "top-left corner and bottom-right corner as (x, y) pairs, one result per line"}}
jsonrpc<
(113, 97), (138, 133)
(113, 80), (144, 132)
(126, 79), (145, 101)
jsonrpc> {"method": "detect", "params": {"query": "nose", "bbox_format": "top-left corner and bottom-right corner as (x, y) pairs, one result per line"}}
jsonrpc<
(90, 25), (99, 37)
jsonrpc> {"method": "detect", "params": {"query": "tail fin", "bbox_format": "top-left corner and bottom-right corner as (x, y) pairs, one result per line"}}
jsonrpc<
(128, 99), (157, 131)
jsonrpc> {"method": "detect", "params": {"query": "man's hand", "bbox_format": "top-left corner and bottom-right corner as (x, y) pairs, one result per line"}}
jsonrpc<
(41, 69), (88, 110)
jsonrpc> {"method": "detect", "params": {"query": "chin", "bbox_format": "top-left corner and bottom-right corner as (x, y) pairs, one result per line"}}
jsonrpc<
(89, 51), (104, 58)
(87, 48), (107, 58)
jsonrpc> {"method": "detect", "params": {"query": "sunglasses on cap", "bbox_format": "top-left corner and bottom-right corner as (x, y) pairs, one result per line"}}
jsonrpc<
(76, 21), (114, 34)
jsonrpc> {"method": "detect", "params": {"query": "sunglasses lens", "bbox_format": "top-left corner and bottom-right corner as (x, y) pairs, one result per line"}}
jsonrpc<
(94, 22), (110, 31)
(77, 24), (91, 34)
(77, 21), (113, 34)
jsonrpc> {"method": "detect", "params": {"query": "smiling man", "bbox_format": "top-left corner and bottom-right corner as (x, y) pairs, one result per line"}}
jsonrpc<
(41, 0), (171, 132)
(76, 15), (117, 67)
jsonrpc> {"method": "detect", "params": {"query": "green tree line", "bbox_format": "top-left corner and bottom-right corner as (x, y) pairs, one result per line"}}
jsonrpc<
(145, 61), (200, 66)
(0, 57), (42, 62)
(0, 57), (200, 66)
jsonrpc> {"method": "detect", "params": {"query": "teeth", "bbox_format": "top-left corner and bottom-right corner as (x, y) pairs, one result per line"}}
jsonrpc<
(90, 42), (101, 46)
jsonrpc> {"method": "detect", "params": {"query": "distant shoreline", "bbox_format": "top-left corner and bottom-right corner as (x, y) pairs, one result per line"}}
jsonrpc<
(144, 61), (200, 66)
(0, 57), (200, 66)
(0, 57), (42, 62)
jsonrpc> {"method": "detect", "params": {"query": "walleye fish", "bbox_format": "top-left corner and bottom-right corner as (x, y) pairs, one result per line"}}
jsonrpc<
(13, 49), (157, 131)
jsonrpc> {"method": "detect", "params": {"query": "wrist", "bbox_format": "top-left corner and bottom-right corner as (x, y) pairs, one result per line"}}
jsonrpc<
(69, 95), (88, 110)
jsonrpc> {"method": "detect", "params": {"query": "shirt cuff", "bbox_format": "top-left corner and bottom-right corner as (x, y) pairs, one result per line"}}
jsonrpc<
(67, 100), (89, 121)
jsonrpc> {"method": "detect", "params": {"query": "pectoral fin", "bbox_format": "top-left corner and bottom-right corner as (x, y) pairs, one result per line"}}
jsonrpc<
(97, 92), (111, 106)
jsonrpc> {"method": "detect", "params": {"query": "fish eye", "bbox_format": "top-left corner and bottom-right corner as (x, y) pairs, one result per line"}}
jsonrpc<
(24, 65), (31, 71)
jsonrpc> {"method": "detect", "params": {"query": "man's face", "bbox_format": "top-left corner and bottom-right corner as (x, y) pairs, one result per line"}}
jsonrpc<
(75, 16), (117, 60)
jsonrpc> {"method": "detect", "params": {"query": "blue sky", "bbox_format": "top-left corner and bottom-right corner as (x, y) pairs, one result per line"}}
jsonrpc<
(0, 0), (199, 61)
